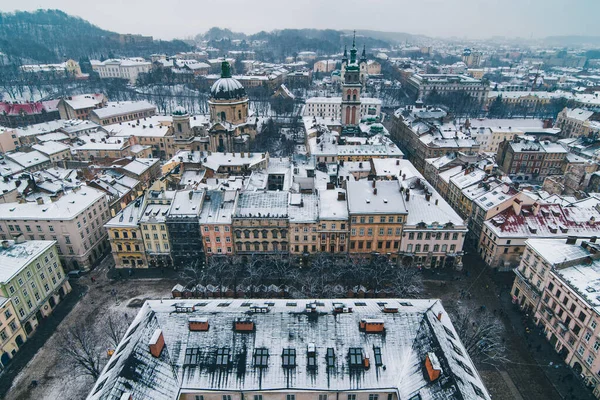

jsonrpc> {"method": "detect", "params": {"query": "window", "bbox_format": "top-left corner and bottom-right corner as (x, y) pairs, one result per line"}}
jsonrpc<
(282, 348), (296, 367)
(369, 395), (379, 400)
(579, 345), (586, 356)
(348, 395), (356, 400)
(254, 348), (269, 367)
(223, 396), (232, 400)
(254, 396), (262, 400)
(588, 354), (596, 366)
(287, 395), (295, 400)
(586, 332), (592, 343)
(319, 395), (328, 400)
(4, 310), (11, 319)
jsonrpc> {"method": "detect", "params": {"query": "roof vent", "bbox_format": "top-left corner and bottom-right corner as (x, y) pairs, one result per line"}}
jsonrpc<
(148, 329), (164, 358)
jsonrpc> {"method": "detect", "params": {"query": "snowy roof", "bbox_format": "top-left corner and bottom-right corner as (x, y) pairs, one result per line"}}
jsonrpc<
(105, 197), (145, 228)
(198, 190), (237, 225)
(565, 108), (594, 122)
(5, 151), (49, 168)
(234, 191), (289, 218)
(88, 299), (490, 400)
(347, 180), (408, 215)
(484, 203), (600, 238)
(450, 169), (487, 190)
(91, 101), (156, 119)
(288, 193), (318, 223)
(526, 238), (592, 266)
(32, 141), (70, 156)
(0, 240), (56, 283)
(473, 184), (518, 211)
(168, 190), (205, 217)
(204, 152), (267, 171)
(14, 120), (70, 137)
(62, 94), (105, 110)
(108, 116), (172, 138)
(139, 203), (171, 224)
(119, 158), (159, 176)
(0, 187), (105, 221)
(318, 188), (348, 220)
(36, 132), (69, 142)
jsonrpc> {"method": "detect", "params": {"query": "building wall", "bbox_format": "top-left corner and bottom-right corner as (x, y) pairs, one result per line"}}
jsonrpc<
(141, 221), (172, 267)
(233, 218), (289, 254)
(349, 213), (405, 258)
(0, 298), (26, 370)
(202, 223), (234, 258)
(0, 243), (71, 337)
(107, 226), (147, 268)
(289, 222), (319, 255)
(0, 194), (110, 270)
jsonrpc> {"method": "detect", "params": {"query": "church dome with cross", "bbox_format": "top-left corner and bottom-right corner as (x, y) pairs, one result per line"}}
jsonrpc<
(210, 60), (246, 100)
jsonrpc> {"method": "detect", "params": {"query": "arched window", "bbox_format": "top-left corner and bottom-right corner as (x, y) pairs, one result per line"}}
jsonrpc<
(220, 111), (226, 121)
(353, 95), (356, 101)
(177, 123), (182, 133)
(218, 136), (224, 148)
(238, 110), (242, 120)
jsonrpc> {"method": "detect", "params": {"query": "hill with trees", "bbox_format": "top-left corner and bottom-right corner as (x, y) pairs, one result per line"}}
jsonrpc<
(0, 9), (192, 64)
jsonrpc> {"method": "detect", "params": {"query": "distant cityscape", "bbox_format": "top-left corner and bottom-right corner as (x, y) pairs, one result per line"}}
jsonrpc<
(1, 8), (600, 400)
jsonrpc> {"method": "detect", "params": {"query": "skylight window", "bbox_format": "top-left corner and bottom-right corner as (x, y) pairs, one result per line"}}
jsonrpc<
(282, 348), (296, 368)
(326, 348), (335, 368)
(373, 347), (383, 366)
(349, 348), (363, 367)
(216, 347), (230, 367)
(254, 348), (269, 367)
(184, 347), (201, 365)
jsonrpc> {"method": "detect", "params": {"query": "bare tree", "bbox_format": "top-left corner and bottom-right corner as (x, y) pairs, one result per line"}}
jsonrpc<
(449, 305), (509, 366)
(106, 314), (129, 349)
(57, 324), (103, 379)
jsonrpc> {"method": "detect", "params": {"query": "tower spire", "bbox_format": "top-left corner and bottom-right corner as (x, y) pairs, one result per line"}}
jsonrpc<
(342, 45), (348, 62)
(350, 30), (357, 63)
(361, 44), (366, 62)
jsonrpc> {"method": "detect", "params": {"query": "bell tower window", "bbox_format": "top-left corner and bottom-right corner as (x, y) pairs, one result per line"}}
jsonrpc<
(220, 111), (226, 121)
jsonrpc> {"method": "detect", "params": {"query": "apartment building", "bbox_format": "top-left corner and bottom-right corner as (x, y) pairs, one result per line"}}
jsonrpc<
(347, 180), (408, 258)
(140, 190), (174, 268)
(166, 190), (205, 268)
(32, 141), (72, 163)
(479, 200), (600, 270)
(88, 299), (491, 400)
(511, 238), (600, 396)
(0, 295), (26, 370)
(304, 97), (382, 120)
(233, 192), (289, 254)
(0, 187), (110, 270)
(105, 196), (148, 269)
(90, 58), (152, 84)
(390, 103), (480, 173)
(496, 138), (568, 181)
(318, 188), (349, 253)
(288, 193), (318, 255)
(405, 73), (489, 105)
(556, 108), (600, 139)
(89, 101), (156, 126)
(0, 240), (71, 337)
(57, 94), (107, 120)
(199, 190), (237, 258)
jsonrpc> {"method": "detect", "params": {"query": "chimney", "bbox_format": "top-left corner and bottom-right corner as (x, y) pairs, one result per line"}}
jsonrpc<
(435, 199), (439, 206)
(425, 192), (431, 202)
(437, 311), (443, 321)
(337, 191), (346, 201)
(591, 236), (597, 243)
(36, 197), (44, 205)
(373, 188), (378, 195)
(189, 317), (209, 331)
(13, 233), (24, 244)
(188, 191), (193, 200)
(234, 318), (254, 332)
(1, 240), (9, 249)
(405, 189), (410, 202)
(149, 329), (165, 358)
(425, 352), (442, 382)
(372, 180), (376, 188)
(566, 236), (577, 245)
(396, 159), (400, 165)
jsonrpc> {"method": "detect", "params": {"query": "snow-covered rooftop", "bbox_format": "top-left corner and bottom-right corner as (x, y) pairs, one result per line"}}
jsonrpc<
(0, 240), (55, 283)
(87, 299), (491, 400)
(91, 101), (156, 119)
(347, 180), (408, 215)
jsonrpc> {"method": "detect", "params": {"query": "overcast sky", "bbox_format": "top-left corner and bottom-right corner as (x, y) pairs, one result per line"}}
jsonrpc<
(1, 0), (599, 40)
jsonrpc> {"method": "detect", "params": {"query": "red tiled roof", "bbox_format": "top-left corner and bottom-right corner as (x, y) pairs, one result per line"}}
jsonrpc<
(0, 100), (59, 116)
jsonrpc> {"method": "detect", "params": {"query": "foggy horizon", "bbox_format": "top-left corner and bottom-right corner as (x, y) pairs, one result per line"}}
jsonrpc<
(1, 0), (599, 42)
